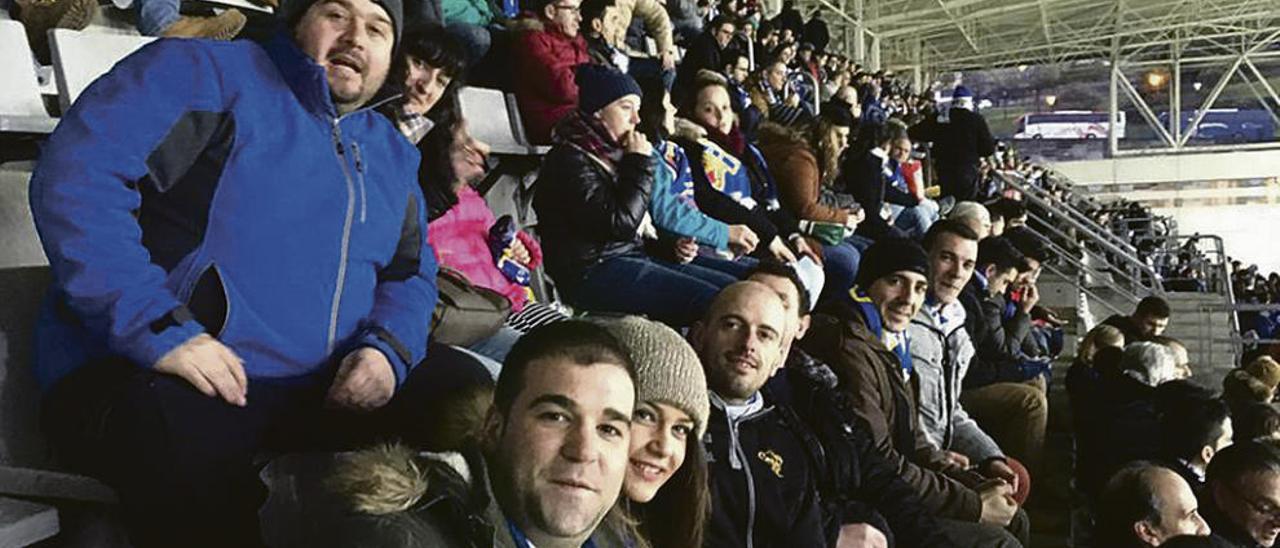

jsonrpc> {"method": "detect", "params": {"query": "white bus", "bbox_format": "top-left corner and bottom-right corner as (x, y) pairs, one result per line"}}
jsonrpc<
(1013, 111), (1126, 140)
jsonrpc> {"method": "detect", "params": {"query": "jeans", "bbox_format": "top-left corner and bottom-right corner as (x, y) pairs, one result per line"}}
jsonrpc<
(445, 23), (492, 67)
(893, 203), (938, 240)
(563, 254), (734, 326)
(820, 235), (873, 303)
(465, 324), (522, 369)
(137, 0), (179, 35)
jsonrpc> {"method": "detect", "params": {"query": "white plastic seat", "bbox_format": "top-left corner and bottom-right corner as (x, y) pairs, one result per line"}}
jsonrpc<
(458, 86), (548, 156)
(48, 28), (155, 112)
(0, 21), (57, 134)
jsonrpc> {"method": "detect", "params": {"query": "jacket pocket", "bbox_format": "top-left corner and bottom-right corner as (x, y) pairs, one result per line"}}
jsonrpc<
(187, 263), (229, 338)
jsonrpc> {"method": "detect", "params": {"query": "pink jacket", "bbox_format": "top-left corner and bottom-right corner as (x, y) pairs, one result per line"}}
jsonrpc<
(428, 186), (543, 312)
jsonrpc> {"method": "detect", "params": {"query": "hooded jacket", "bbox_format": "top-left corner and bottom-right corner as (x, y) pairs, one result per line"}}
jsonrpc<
(756, 126), (852, 226)
(801, 304), (984, 522)
(30, 33), (437, 390)
(511, 17), (590, 144)
(909, 300), (1004, 463)
(702, 391), (827, 548)
(959, 277), (1033, 389)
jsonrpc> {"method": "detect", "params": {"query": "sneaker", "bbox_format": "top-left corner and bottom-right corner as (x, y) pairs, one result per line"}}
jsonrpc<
(160, 9), (246, 40)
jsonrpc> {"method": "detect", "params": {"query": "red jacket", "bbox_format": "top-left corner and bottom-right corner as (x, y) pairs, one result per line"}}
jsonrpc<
(427, 186), (543, 312)
(512, 18), (589, 144)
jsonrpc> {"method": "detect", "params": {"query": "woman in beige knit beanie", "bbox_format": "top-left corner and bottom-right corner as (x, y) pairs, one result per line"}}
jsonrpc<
(592, 315), (711, 548)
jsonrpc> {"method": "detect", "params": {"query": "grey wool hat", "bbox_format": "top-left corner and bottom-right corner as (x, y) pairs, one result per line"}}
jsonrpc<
(592, 315), (711, 438)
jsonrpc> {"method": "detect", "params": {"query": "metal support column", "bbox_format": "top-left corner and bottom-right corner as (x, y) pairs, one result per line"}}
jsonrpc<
(1171, 32), (1181, 144)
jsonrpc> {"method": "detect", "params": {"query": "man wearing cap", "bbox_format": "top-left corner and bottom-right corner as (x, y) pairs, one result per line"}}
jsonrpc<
(30, 0), (437, 544)
(801, 238), (1029, 546)
(909, 85), (996, 201)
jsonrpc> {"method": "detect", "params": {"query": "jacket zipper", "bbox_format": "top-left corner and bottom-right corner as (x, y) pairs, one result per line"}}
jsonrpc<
(326, 120), (358, 356)
(726, 410), (758, 548)
(352, 142), (368, 224)
(913, 316), (955, 449)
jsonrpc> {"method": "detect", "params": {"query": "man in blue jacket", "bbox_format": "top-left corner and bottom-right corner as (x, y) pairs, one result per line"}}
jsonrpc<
(29, 0), (437, 544)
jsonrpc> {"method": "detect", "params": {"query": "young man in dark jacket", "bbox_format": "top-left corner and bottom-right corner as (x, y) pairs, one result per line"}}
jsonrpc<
(801, 239), (1028, 546)
(749, 262), (952, 547)
(908, 86), (995, 201)
(691, 282), (829, 547)
(31, 0), (438, 544)
(956, 236), (1049, 476)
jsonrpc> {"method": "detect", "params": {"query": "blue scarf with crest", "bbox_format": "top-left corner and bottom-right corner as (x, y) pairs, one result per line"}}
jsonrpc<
(848, 287), (913, 376)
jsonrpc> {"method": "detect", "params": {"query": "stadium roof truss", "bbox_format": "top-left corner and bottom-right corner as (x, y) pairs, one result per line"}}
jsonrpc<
(803, 0), (1280, 154)
(805, 0), (1280, 73)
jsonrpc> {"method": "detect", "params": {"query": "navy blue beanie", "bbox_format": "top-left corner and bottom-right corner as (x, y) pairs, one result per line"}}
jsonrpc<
(576, 64), (642, 115)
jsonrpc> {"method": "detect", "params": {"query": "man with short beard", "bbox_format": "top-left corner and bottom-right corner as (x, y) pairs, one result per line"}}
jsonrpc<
(692, 282), (829, 547)
(801, 238), (1028, 546)
(31, 0), (438, 545)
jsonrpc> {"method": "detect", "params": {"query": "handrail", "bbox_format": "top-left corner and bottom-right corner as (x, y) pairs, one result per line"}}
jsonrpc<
(998, 172), (1164, 295)
(1024, 210), (1146, 305)
(998, 171), (1141, 256)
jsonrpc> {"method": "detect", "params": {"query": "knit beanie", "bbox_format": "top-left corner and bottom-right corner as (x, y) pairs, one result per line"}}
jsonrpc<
(591, 316), (710, 438)
(820, 99), (855, 128)
(283, 0), (404, 50)
(1247, 355), (1280, 388)
(576, 64), (643, 116)
(952, 85), (974, 100)
(854, 237), (929, 291)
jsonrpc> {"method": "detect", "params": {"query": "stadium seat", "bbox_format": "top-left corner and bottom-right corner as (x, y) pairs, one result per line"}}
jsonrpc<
(0, 21), (57, 135)
(458, 87), (548, 157)
(48, 28), (155, 112)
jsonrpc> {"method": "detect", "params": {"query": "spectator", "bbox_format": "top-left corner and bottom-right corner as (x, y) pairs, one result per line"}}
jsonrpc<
(690, 282), (830, 547)
(948, 201), (993, 240)
(1104, 296), (1174, 343)
(773, 0), (802, 39)
(749, 59), (810, 126)
(1223, 356), (1280, 412)
(720, 52), (764, 137)
(1160, 396), (1234, 498)
(1067, 324), (1125, 408)
(532, 65), (736, 326)
(439, 0), (499, 63)
(1152, 335), (1195, 379)
(1233, 402), (1280, 443)
(886, 130), (940, 239)
(610, 0), (679, 90)
(1197, 440), (1280, 547)
(801, 11), (828, 52)
(909, 86), (996, 201)
(674, 15), (736, 103)
(756, 111), (870, 304)
(30, 0), (441, 544)
(910, 221), (1027, 496)
(837, 119), (921, 241)
(666, 0), (702, 44)
(1096, 463), (1212, 547)
(749, 262), (956, 547)
(801, 238), (1028, 543)
(511, 0), (590, 144)
(389, 23), (467, 144)
(959, 237), (1049, 477)
(675, 72), (819, 267)
(582, 0), (629, 71)
(591, 316), (710, 548)
(326, 321), (637, 547)
(636, 77), (761, 262)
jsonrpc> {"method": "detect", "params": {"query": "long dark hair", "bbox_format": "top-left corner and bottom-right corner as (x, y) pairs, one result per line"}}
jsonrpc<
(631, 436), (710, 548)
(636, 75), (669, 142)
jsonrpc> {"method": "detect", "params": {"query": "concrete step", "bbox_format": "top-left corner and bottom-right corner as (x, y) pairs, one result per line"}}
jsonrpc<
(0, 497), (58, 547)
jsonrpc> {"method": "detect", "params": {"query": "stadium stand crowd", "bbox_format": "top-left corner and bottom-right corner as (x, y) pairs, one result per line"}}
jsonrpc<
(4, 0), (1280, 546)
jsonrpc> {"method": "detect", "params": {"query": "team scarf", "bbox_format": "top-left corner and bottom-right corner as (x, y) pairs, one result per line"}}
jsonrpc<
(552, 109), (625, 174)
(848, 286), (914, 377)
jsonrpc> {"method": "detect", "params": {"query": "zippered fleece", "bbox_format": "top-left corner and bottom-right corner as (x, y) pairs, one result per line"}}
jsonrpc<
(29, 32), (438, 390)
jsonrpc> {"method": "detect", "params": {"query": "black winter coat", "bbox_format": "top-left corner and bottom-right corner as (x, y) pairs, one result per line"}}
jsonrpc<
(837, 149), (916, 241)
(960, 278), (1032, 389)
(531, 144), (652, 284)
(703, 392), (828, 548)
(767, 349), (953, 548)
(908, 109), (994, 200)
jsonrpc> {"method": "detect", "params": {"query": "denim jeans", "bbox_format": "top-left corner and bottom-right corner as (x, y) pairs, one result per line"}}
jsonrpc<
(627, 56), (676, 90)
(465, 324), (522, 369)
(137, 0), (179, 35)
(564, 254), (733, 326)
(445, 23), (492, 66)
(893, 204), (938, 240)
(820, 235), (873, 303)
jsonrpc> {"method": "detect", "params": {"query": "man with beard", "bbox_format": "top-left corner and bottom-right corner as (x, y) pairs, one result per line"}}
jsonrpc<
(692, 282), (830, 547)
(801, 238), (1028, 546)
(30, 0), (438, 544)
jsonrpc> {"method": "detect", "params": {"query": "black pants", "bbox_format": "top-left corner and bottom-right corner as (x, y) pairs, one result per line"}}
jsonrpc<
(41, 344), (492, 548)
(938, 164), (982, 202)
